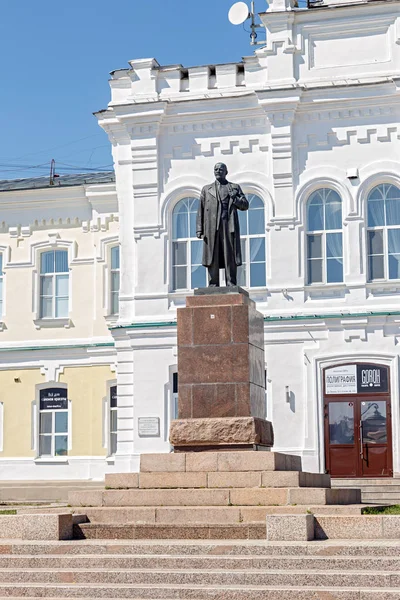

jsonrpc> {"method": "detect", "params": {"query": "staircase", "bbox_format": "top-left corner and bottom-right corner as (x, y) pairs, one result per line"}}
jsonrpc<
(0, 538), (398, 598)
(332, 478), (400, 505)
(0, 481), (103, 504)
(68, 450), (363, 540)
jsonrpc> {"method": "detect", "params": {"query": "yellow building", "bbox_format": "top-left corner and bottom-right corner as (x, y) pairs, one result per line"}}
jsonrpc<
(0, 173), (119, 480)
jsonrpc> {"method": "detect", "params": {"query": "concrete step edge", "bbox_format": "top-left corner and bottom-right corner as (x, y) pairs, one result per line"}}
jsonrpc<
(0, 567), (397, 574)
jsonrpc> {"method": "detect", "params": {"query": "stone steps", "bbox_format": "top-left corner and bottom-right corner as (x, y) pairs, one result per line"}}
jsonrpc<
(332, 478), (400, 505)
(1, 539), (400, 597)
(106, 470), (331, 489)
(3, 539), (400, 555)
(74, 514), (400, 541)
(2, 554), (400, 570)
(74, 522), (265, 540)
(70, 487), (360, 508)
(139, 451), (302, 473)
(0, 482), (103, 503)
(0, 567), (400, 587)
(0, 590), (396, 600)
(17, 504), (367, 522)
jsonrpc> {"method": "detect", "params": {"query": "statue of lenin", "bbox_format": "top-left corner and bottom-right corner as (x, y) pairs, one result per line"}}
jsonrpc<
(196, 163), (249, 287)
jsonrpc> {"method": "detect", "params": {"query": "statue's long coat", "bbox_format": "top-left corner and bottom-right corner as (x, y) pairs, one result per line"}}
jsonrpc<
(196, 182), (249, 268)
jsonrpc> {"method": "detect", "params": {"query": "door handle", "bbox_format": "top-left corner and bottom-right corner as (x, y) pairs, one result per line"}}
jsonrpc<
(360, 420), (364, 460)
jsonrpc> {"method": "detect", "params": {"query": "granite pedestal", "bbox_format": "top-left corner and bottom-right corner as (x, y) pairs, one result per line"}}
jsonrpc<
(170, 287), (273, 451)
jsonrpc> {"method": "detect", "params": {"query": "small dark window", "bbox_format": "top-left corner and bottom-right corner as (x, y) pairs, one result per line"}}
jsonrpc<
(173, 373), (178, 394)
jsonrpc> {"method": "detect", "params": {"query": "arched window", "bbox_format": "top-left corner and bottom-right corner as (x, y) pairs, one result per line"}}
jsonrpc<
(367, 184), (400, 281)
(306, 189), (343, 284)
(237, 194), (266, 288)
(172, 198), (207, 290)
(39, 250), (69, 318)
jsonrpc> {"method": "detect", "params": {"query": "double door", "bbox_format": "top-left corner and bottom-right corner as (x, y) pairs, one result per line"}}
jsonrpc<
(324, 364), (393, 478)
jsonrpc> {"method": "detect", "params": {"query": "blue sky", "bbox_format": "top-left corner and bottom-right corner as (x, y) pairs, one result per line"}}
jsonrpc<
(0, 1), (304, 180)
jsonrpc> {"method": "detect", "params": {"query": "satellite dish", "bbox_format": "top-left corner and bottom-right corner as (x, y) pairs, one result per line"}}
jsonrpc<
(228, 2), (250, 25)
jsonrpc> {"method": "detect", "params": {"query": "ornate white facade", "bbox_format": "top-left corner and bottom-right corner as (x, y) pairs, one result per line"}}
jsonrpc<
(99, 0), (400, 476)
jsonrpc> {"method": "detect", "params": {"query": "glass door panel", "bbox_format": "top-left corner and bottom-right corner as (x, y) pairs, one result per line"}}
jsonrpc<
(360, 399), (391, 477)
(325, 400), (358, 477)
(329, 402), (355, 444)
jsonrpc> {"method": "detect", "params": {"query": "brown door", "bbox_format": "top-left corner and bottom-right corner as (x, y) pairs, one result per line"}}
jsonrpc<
(324, 364), (393, 478)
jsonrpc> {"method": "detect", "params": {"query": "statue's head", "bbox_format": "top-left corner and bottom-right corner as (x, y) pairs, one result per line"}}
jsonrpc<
(214, 162), (228, 182)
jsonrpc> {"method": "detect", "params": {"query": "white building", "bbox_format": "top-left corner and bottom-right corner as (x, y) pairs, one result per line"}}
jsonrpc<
(99, 0), (400, 478)
(0, 0), (399, 481)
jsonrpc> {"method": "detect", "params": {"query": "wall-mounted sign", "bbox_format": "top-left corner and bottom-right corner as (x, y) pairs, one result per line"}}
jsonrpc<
(138, 417), (160, 437)
(325, 364), (389, 395)
(40, 387), (68, 410)
(325, 365), (357, 395)
(357, 364), (388, 393)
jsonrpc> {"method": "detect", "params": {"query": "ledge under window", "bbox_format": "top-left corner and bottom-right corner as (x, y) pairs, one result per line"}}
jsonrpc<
(305, 283), (347, 300)
(33, 318), (72, 330)
(34, 457), (69, 464)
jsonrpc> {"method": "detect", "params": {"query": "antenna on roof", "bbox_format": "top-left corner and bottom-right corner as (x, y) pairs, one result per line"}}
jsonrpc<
(49, 159), (60, 186)
(228, 1), (265, 46)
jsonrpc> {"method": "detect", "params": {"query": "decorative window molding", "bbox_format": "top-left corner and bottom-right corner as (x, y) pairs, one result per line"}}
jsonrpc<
(6, 238), (76, 270)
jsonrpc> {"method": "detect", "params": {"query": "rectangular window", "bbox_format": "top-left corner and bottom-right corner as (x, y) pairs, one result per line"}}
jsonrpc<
(110, 246), (120, 315)
(307, 234), (323, 284)
(326, 232), (343, 283)
(172, 241), (187, 290)
(0, 254), (3, 317)
(40, 250), (69, 319)
(109, 385), (117, 455)
(39, 388), (68, 457)
(368, 230), (384, 281)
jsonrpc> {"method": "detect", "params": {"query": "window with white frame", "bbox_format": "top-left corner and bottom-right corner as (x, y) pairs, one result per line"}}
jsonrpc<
(306, 188), (343, 285)
(110, 246), (120, 315)
(40, 250), (69, 318)
(39, 387), (68, 457)
(0, 254), (3, 317)
(109, 385), (117, 455)
(172, 197), (206, 290)
(367, 184), (400, 281)
(237, 194), (266, 288)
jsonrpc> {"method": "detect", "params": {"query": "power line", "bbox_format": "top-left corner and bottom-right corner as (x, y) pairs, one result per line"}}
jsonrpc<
(0, 133), (105, 162)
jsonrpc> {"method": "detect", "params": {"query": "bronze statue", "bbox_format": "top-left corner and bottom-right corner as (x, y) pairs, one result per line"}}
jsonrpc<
(196, 163), (249, 287)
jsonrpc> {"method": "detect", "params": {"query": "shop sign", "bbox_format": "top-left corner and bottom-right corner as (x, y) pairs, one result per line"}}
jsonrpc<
(357, 364), (388, 393)
(138, 417), (160, 437)
(325, 365), (357, 394)
(39, 387), (68, 410)
(325, 364), (389, 395)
